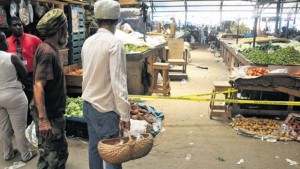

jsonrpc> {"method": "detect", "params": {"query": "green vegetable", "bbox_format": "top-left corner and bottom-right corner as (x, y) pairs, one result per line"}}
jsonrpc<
(124, 44), (149, 53)
(65, 97), (83, 118)
(240, 44), (300, 65)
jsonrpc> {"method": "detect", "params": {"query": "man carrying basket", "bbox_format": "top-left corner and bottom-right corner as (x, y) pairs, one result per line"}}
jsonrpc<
(81, 0), (131, 169)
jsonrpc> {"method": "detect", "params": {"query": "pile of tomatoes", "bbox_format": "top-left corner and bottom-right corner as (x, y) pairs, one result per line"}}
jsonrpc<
(246, 67), (269, 76)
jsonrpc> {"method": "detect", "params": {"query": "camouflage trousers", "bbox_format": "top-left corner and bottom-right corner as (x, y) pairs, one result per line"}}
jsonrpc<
(34, 116), (69, 169)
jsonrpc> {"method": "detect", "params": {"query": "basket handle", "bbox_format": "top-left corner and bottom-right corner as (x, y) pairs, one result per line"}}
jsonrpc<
(119, 130), (134, 142)
(125, 130), (134, 142)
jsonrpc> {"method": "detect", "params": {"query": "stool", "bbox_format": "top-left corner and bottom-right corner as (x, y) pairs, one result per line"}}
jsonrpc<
(209, 81), (231, 119)
(149, 62), (171, 96)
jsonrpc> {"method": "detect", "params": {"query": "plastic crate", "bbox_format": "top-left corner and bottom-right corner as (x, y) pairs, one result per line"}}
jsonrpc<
(66, 4), (86, 64)
(65, 117), (88, 138)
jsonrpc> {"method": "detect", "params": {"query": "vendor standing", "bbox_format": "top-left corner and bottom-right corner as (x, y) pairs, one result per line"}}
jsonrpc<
(6, 16), (42, 125)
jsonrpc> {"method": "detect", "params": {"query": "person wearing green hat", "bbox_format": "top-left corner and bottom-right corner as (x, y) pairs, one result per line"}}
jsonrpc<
(33, 8), (69, 169)
(81, 0), (130, 169)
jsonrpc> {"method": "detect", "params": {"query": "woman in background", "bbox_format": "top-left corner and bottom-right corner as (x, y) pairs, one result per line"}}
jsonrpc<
(0, 31), (37, 162)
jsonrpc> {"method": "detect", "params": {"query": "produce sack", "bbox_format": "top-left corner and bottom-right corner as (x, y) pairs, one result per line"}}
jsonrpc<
(10, 0), (17, 17)
(0, 6), (8, 28)
(35, 2), (45, 18)
(27, 0), (34, 23)
(19, 0), (29, 25)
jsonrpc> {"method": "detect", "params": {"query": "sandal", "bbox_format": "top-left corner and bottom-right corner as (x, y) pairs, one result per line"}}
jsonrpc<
(5, 149), (19, 161)
(22, 150), (37, 162)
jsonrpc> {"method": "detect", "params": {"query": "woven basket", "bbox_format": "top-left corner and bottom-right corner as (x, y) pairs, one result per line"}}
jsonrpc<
(98, 132), (154, 164)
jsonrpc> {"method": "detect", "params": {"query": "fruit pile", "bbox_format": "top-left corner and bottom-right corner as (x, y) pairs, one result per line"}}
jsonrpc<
(68, 69), (82, 76)
(291, 71), (300, 77)
(130, 102), (155, 124)
(229, 118), (298, 141)
(246, 67), (269, 76)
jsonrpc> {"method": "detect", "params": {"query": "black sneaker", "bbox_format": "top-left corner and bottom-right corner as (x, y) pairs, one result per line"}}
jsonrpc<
(22, 150), (37, 162)
(4, 149), (19, 161)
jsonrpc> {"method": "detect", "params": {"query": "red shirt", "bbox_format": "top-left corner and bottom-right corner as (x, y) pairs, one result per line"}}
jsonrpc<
(7, 33), (42, 72)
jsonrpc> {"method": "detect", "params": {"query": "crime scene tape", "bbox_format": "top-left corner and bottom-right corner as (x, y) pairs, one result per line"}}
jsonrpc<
(129, 90), (300, 106)
(182, 88), (237, 97)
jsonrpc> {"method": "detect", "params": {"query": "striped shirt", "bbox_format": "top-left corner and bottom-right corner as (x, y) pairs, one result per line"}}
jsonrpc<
(81, 28), (130, 122)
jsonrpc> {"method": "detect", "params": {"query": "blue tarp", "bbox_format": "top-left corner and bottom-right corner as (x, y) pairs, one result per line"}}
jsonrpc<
(135, 102), (164, 136)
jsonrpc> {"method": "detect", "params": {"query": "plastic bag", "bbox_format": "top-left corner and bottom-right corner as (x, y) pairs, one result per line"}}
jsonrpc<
(125, 119), (152, 137)
(19, 0), (29, 25)
(10, 0), (17, 17)
(27, 0), (33, 23)
(25, 121), (38, 148)
(0, 5), (8, 28)
(35, 2), (45, 18)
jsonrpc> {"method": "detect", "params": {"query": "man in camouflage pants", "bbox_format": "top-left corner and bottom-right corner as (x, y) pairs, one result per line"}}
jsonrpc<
(33, 9), (69, 169)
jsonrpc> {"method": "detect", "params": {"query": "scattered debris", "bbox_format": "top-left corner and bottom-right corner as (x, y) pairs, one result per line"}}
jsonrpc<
(4, 161), (26, 169)
(187, 131), (194, 135)
(237, 159), (244, 165)
(189, 142), (194, 146)
(196, 66), (208, 69)
(266, 137), (277, 143)
(181, 79), (188, 83)
(185, 154), (192, 161)
(286, 158), (298, 165)
(217, 156), (226, 162)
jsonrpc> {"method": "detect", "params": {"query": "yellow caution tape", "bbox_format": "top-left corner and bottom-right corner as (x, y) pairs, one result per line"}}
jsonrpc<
(129, 92), (300, 106)
(182, 88), (237, 98)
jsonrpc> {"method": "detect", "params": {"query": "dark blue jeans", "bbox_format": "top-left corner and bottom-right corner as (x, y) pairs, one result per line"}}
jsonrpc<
(83, 101), (122, 169)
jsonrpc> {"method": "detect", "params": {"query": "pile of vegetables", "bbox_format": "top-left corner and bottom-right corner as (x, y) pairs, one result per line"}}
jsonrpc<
(237, 43), (300, 65)
(244, 46), (300, 65)
(246, 67), (269, 76)
(230, 118), (298, 141)
(68, 69), (82, 76)
(65, 97), (83, 118)
(124, 44), (149, 53)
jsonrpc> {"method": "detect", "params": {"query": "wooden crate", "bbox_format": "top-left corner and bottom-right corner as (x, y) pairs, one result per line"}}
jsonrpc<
(64, 63), (82, 87)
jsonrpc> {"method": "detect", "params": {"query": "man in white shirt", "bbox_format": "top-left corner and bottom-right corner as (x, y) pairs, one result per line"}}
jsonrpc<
(81, 0), (130, 169)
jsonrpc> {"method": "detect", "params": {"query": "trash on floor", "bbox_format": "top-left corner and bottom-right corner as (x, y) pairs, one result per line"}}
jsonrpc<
(196, 66), (208, 69)
(185, 154), (192, 160)
(181, 79), (188, 83)
(286, 158), (298, 165)
(4, 161), (26, 169)
(217, 156), (226, 162)
(237, 159), (244, 165)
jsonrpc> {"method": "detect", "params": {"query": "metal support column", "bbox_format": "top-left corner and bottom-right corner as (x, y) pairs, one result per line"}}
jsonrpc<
(220, 0), (223, 26)
(275, 0), (281, 35)
(184, 0), (187, 30)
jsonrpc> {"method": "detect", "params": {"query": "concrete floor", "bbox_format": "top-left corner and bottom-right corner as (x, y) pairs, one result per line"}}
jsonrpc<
(1, 45), (299, 169)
